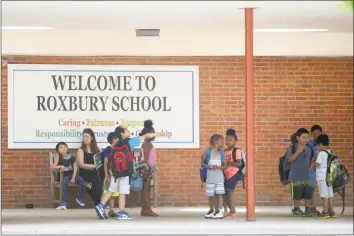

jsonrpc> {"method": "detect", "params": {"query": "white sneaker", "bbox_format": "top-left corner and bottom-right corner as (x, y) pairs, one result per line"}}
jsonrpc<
(56, 205), (67, 210)
(205, 209), (214, 219)
(212, 210), (223, 219)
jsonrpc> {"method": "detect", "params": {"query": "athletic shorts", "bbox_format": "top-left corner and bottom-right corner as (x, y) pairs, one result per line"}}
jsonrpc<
(224, 174), (241, 191)
(104, 179), (120, 197)
(108, 176), (130, 195)
(206, 182), (225, 196)
(290, 181), (313, 200)
(317, 180), (334, 198)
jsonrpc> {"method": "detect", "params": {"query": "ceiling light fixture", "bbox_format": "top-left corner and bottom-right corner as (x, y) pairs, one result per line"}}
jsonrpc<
(240, 29), (328, 33)
(2, 26), (55, 30)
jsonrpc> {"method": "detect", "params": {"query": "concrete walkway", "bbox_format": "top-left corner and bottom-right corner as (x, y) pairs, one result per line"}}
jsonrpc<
(2, 206), (353, 235)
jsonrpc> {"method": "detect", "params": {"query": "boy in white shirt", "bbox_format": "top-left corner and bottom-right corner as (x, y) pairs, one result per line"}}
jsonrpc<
(310, 134), (336, 218)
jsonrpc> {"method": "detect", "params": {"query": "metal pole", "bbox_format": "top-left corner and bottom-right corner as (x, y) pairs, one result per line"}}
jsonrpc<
(245, 7), (256, 221)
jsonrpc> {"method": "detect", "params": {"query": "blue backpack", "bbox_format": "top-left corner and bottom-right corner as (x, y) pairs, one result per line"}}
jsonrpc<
(200, 148), (225, 189)
(130, 154), (149, 192)
(130, 169), (143, 192)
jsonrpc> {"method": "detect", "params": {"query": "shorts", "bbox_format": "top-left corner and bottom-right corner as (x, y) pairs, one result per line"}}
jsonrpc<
(317, 180), (334, 198)
(290, 181), (313, 200)
(224, 174), (241, 191)
(206, 182), (225, 196)
(108, 176), (130, 195)
(309, 172), (317, 188)
(103, 179), (120, 197)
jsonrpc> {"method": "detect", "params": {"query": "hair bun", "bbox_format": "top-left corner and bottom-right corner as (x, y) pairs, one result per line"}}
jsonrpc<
(226, 128), (236, 136)
(144, 120), (153, 128)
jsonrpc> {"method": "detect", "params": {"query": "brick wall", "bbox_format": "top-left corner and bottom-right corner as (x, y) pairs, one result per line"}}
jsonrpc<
(1, 56), (353, 208)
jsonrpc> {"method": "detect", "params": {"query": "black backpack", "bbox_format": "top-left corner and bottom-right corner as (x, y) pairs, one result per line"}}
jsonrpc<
(279, 145), (295, 185)
(110, 139), (134, 179)
(231, 148), (246, 189)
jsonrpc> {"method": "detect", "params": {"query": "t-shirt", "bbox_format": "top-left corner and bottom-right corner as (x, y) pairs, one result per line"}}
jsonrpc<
(127, 136), (141, 154)
(287, 144), (312, 182)
(224, 148), (242, 180)
(316, 149), (332, 181)
(206, 151), (224, 184)
(103, 146), (111, 159)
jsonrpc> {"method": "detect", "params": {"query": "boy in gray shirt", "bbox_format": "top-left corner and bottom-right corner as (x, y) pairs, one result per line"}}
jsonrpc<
(287, 128), (314, 217)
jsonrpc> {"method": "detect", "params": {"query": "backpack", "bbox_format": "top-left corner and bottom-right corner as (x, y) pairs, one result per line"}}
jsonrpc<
(129, 149), (148, 192)
(110, 139), (134, 179)
(200, 148), (225, 189)
(231, 148), (246, 189)
(130, 169), (143, 192)
(278, 145), (296, 185)
(324, 151), (351, 215)
(94, 151), (103, 169)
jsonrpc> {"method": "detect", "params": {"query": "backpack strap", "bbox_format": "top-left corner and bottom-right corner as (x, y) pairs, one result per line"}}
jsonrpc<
(338, 186), (346, 215)
(219, 149), (225, 165)
(291, 144), (296, 155)
(323, 150), (334, 170)
(232, 148), (237, 162)
(205, 148), (212, 164)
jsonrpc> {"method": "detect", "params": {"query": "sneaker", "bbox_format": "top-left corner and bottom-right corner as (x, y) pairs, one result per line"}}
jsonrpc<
(108, 210), (117, 217)
(304, 208), (313, 217)
(292, 208), (305, 217)
(212, 210), (224, 219)
(141, 208), (159, 217)
(95, 204), (106, 219)
(311, 206), (320, 216)
(205, 209), (214, 219)
(319, 212), (330, 219)
(224, 212), (236, 219)
(56, 205), (67, 210)
(76, 197), (85, 207)
(86, 182), (92, 190)
(116, 211), (133, 220)
(329, 211), (336, 218)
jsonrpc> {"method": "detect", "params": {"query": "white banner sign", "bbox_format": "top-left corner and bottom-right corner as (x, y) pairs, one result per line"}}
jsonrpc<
(7, 64), (199, 149)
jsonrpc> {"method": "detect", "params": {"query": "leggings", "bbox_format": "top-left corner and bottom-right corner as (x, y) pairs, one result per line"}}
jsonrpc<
(79, 168), (103, 205)
(62, 172), (84, 203)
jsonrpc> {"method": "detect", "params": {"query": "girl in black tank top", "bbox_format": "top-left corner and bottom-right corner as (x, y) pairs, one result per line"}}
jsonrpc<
(77, 128), (103, 206)
(53, 142), (85, 210)
(83, 152), (94, 165)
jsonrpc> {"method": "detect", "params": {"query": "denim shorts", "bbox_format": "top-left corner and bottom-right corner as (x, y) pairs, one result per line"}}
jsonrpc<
(224, 173), (241, 191)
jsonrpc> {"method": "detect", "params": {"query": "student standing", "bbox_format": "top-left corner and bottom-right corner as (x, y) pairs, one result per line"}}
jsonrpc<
(287, 128), (313, 217)
(201, 134), (227, 219)
(139, 120), (159, 217)
(307, 125), (322, 215)
(103, 132), (120, 217)
(223, 129), (242, 219)
(311, 134), (336, 218)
